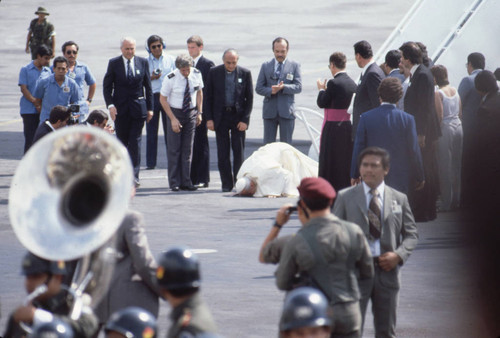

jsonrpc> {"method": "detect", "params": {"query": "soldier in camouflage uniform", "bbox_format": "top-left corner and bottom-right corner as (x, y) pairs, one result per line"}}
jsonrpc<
(26, 7), (55, 60)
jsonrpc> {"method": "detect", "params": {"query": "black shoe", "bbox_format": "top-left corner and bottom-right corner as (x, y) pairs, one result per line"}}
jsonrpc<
(222, 187), (232, 192)
(171, 186), (180, 191)
(146, 166), (155, 170)
(194, 183), (209, 188)
(180, 185), (198, 191)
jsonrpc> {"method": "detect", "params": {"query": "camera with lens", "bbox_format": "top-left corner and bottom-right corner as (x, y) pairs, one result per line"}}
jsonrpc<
(67, 104), (80, 125)
(153, 68), (162, 76)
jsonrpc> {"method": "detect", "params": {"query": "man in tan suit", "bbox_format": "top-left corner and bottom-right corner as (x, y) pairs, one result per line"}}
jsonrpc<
(333, 146), (418, 338)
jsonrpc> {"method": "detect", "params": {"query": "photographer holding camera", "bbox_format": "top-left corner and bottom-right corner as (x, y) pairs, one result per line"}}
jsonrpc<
(33, 56), (80, 125)
(259, 177), (373, 338)
(32, 105), (72, 143)
(145, 35), (176, 170)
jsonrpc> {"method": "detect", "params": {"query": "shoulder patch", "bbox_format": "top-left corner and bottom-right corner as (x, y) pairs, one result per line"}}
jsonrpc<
(181, 310), (192, 327)
(168, 72), (176, 79)
(193, 68), (200, 74)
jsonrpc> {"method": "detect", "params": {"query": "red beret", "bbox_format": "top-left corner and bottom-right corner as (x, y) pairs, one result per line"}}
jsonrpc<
(297, 177), (336, 200)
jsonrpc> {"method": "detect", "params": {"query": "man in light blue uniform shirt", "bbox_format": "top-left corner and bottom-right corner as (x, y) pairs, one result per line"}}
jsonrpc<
(18, 45), (52, 153)
(145, 35), (176, 169)
(61, 41), (97, 122)
(34, 56), (80, 123)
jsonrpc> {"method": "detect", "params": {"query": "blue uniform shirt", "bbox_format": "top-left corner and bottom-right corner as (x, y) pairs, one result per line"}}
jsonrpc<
(66, 61), (96, 119)
(148, 53), (176, 93)
(18, 61), (51, 115)
(33, 74), (80, 123)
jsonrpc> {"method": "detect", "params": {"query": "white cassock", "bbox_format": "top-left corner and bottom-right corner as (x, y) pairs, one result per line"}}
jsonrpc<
(236, 142), (318, 197)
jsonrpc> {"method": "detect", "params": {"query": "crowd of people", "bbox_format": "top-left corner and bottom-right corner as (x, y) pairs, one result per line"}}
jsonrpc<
(10, 5), (500, 338)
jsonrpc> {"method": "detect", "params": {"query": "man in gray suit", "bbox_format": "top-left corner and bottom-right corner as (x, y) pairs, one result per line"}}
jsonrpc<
(95, 209), (160, 325)
(256, 37), (302, 145)
(333, 147), (418, 338)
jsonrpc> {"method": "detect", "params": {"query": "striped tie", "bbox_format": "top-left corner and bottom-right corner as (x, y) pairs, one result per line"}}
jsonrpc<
(182, 78), (191, 113)
(368, 189), (381, 239)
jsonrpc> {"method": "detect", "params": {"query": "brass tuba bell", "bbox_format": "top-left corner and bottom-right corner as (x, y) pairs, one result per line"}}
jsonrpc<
(9, 126), (133, 260)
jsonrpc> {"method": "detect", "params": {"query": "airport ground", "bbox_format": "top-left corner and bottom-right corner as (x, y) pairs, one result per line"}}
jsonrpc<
(0, 1), (492, 336)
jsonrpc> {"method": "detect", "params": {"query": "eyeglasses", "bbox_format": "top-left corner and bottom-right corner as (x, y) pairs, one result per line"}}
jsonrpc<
(151, 44), (162, 50)
(66, 50), (78, 55)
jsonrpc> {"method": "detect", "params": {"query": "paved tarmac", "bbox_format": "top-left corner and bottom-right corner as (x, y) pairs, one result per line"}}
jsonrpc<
(0, 0), (492, 337)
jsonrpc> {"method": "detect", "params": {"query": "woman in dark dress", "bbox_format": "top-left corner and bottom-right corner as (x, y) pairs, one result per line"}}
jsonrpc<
(316, 52), (357, 191)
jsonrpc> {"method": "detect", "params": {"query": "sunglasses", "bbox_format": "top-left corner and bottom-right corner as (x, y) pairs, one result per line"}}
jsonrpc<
(151, 44), (162, 50)
(65, 50), (78, 55)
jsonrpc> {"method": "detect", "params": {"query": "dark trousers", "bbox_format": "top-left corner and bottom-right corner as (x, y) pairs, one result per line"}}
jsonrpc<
(146, 93), (168, 168)
(190, 114), (210, 185)
(215, 111), (245, 190)
(166, 108), (197, 188)
(115, 114), (145, 180)
(22, 113), (40, 153)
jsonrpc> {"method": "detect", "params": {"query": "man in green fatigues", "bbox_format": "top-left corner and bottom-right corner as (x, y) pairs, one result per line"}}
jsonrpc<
(268, 177), (374, 338)
(26, 7), (56, 60)
(156, 247), (218, 338)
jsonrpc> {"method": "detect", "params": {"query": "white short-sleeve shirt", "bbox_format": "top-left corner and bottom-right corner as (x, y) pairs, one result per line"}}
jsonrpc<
(160, 68), (204, 109)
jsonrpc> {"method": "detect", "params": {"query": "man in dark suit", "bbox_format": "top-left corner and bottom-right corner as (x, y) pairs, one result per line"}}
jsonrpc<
(352, 40), (385, 138)
(205, 49), (253, 192)
(187, 35), (215, 188)
(32, 105), (71, 144)
(458, 52), (485, 207)
(400, 41), (441, 222)
(256, 37), (302, 145)
(334, 147), (418, 338)
(103, 37), (153, 187)
(351, 78), (424, 194)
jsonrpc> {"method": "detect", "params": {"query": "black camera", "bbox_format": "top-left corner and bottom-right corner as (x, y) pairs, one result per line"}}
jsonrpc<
(67, 104), (80, 125)
(153, 68), (161, 75)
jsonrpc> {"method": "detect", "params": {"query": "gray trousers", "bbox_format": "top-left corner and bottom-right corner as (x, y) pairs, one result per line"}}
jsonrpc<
(437, 119), (463, 210)
(263, 116), (295, 145)
(331, 301), (362, 338)
(359, 265), (400, 338)
(166, 108), (197, 187)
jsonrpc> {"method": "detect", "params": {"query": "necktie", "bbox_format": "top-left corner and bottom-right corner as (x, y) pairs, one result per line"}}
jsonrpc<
(275, 62), (283, 83)
(182, 78), (191, 113)
(127, 59), (133, 79)
(368, 189), (381, 239)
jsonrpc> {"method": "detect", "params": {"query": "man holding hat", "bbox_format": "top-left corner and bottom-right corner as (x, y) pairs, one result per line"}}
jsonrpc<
(265, 177), (373, 338)
(26, 7), (56, 59)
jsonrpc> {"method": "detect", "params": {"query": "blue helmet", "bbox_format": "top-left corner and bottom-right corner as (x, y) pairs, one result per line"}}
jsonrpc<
(29, 318), (74, 338)
(21, 252), (67, 276)
(105, 306), (157, 338)
(279, 287), (332, 332)
(156, 247), (200, 291)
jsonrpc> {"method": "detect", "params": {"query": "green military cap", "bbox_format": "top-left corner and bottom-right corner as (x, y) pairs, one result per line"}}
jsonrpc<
(35, 7), (50, 15)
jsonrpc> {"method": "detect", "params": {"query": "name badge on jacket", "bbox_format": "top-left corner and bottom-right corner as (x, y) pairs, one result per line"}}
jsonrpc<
(63, 87), (70, 93)
(286, 73), (294, 81)
(392, 201), (402, 214)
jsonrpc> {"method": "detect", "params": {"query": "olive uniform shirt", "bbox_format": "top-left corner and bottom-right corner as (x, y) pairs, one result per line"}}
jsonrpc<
(167, 293), (218, 338)
(275, 214), (374, 304)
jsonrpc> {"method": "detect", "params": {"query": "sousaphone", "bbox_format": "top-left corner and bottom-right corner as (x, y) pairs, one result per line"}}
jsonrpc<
(9, 126), (133, 312)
